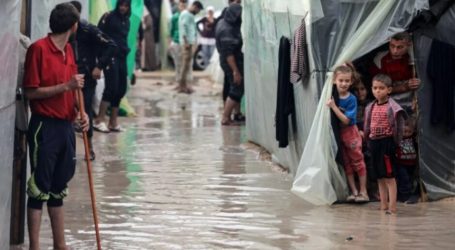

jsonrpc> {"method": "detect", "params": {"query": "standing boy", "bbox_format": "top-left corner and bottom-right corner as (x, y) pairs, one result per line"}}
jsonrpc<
(23, 3), (88, 249)
(364, 74), (406, 214)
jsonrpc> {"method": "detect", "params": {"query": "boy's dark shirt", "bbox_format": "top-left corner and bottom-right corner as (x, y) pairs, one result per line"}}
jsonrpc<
(73, 19), (117, 75)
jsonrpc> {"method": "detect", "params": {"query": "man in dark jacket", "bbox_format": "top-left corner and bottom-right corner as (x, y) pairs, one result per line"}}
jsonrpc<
(94, 0), (131, 133)
(70, 1), (117, 160)
(216, 4), (243, 125)
(216, 0), (244, 122)
(215, 0), (241, 29)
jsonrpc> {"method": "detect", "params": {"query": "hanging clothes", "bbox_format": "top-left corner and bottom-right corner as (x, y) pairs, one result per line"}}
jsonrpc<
(427, 39), (455, 133)
(290, 20), (309, 84)
(276, 36), (296, 148)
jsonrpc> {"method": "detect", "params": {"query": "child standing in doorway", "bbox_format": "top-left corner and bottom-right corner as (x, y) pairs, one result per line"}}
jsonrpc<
(327, 65), (369, 203)
(364, 74), (406, 214)
(395, 117), (418, 203)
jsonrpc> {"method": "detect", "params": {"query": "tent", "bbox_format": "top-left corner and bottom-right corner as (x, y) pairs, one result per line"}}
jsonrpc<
(244, 0), (455, 205)
(0, 1), (21, 247)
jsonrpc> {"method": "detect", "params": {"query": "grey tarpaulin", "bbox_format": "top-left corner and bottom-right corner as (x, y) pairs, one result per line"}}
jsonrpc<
(0, 0), (22, 248)
(243, 0), (443, 205)
(414, 3), (455, 200)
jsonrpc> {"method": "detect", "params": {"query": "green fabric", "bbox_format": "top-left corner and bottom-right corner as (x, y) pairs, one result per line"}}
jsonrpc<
(27, 173), (49, 201)
(50, 188), (68, 200)
(89, 0), (110, 25)
(32, 121), (43, 168)
(126, 0), (144, 78)
(179, 10), (197, 45)
(170, 12), (181, 44)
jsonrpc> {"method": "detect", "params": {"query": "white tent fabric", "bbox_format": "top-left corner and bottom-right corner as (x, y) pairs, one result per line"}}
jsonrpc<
(31, 0), (89, 42)
(0, 0), (22, 247)
(244, 0), (428, 205)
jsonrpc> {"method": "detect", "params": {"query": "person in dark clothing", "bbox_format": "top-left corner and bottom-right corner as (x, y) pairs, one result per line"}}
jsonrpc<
(215, 0), (241, 29)
(216, 4), (243, 125)
(216, 0), (244, 122)
(94, 0), (131, 133)
(70, 1), (117, 160)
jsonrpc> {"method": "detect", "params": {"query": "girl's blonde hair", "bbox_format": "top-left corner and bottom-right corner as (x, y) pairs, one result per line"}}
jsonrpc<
(332, 65), (353, 83)
(332, 63), (363, 89)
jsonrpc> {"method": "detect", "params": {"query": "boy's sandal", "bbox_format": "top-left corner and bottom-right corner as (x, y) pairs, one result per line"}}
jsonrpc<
(93, 122), (110, 133)
(346, 194), (357, 202)
(355, 194), (370, 203)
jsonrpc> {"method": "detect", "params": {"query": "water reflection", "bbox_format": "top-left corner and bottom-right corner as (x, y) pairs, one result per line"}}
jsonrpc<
(11, 79), (455, 250)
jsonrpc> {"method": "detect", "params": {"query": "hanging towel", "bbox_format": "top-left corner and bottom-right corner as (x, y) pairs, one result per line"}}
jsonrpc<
(290, 20), (309, 84)
(276, 36), (296, 148)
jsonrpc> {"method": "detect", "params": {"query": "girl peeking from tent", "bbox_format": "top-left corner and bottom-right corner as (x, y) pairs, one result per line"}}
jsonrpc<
(327, 65), (369, 203)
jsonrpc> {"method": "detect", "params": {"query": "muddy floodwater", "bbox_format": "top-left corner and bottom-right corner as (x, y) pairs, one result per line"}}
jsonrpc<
(11, 75), (455, 250)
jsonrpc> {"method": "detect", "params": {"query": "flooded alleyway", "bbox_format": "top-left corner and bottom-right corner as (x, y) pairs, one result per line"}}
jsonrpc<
(12, 73), (455, 250)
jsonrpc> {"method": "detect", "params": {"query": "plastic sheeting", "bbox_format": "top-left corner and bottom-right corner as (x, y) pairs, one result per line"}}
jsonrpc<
(0, 0), (21, 248)
(244, 0), (315, 175)
(205, 49), (224, 85)
(414, 4), (455, 200)
(293, 1), (428, 205)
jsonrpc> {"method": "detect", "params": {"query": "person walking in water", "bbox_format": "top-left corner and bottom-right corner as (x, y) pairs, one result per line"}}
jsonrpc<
(94, 0), (131, 133)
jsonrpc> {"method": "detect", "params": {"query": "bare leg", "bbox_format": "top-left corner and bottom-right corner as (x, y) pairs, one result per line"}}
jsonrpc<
(95, 101), (110, 124)
(234, 103), (241, 115)
(28, 208), (42, 250)
(48, 206), (68, 250)
(346, 174), (358, 196)
(386, 178), (397, 213)
(378, 179), (388, 210)
(109, 107), (119, 129)
(359, 175), (368, 197)
(222, 98), (238, 124)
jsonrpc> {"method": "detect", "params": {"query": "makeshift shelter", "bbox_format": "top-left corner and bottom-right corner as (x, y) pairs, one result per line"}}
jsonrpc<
(0, 0), (22, 248)
(244, 0), (455, 205)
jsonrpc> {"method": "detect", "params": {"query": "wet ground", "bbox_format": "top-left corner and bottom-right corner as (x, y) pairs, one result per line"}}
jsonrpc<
(11, 73), (455, 250)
